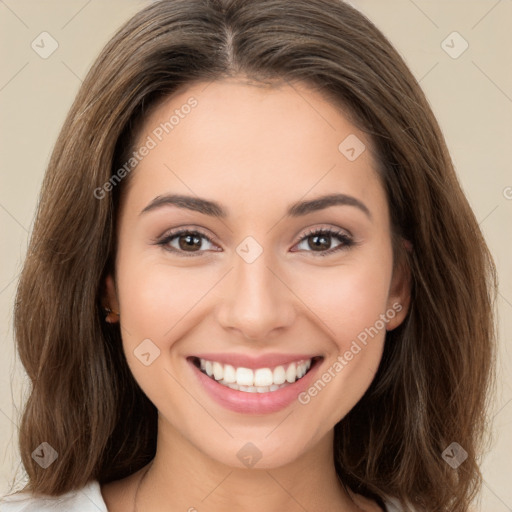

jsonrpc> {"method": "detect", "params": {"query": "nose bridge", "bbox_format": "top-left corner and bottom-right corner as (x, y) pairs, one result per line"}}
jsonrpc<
(216, 242), (295, 340)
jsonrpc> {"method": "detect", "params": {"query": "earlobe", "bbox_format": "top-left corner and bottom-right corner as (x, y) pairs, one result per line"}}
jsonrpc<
(102, 274), (120, 323)
(386, 239), (412, 331)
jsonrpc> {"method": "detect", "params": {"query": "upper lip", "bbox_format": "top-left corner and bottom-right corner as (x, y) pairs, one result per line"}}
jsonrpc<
(189, 353), (322, 369)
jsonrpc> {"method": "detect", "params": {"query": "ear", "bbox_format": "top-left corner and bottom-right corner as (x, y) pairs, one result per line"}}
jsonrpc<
(385, 239), (412, 331)
(102, 273), (120, 323)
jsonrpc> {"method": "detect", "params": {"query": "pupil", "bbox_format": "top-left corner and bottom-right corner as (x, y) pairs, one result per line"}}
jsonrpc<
(179, 233), (201, 251)
(310, 234), (330, 251)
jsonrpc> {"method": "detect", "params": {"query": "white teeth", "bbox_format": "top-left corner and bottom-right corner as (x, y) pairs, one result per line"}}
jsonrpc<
(254, 368), (273, 387)
(236, 367), (254, 386)
(285, 362), (297, 383)
(212, 361), (223, 381)
(223, 364), (236, 383)
(272, 366), (286, 385)
(196, 357), (314, 392)
(218, 380), (289, 393)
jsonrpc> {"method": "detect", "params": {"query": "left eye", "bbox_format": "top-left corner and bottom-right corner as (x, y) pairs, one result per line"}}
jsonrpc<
(292, 228), (354, 256)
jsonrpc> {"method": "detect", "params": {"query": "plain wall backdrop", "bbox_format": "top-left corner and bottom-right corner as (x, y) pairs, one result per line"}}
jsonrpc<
(0, 0), (511, 510)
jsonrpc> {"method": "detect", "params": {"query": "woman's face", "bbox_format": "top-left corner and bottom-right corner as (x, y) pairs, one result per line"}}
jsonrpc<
(105, 78), (410, 469)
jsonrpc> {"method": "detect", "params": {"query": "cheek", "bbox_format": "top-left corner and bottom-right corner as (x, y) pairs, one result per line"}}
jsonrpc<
(117, 257), (215, 346)
(292, 250), (394, 421)
(114, 254), (214, 412)
(293, 259), (393, 347)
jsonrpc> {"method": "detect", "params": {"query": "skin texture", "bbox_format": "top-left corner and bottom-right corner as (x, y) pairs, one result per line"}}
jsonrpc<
(102, 78), (410, 512)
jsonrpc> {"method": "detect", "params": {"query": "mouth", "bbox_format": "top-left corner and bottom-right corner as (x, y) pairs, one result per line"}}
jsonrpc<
(188, 355), (323, 394)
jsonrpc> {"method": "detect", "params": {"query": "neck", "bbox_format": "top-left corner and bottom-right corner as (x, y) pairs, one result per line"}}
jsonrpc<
(133, 417), (365, 512)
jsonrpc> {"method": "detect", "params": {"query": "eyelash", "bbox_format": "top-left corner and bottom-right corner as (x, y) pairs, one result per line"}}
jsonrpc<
(154, 226), (355, 258)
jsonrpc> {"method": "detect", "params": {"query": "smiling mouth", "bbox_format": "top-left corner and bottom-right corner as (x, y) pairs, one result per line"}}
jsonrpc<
(189, 356), (322, 393)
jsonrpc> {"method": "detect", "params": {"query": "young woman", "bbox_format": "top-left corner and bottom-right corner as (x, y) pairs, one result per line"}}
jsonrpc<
(0, 1), (497, 511)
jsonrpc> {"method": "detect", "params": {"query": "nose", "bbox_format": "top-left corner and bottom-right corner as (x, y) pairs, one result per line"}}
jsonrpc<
(216, 247), (296, 341)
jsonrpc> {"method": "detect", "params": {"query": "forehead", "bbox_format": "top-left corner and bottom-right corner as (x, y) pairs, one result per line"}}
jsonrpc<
(122, 78), (388, 223)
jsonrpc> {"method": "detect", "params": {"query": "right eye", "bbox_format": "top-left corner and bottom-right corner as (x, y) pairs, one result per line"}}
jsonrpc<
(156, 229), (221, 257)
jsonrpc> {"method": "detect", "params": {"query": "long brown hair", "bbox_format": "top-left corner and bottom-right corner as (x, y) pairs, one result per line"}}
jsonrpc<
(9, 1), (497, 510)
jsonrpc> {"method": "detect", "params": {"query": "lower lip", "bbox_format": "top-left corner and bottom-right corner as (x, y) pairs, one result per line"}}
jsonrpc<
(188, 358), (322, 414)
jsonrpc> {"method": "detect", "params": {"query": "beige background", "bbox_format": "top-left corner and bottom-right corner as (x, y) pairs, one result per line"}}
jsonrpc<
(1, 0), (511, 509)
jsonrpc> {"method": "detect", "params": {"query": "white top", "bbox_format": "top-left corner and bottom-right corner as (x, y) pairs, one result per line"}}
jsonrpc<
(0, 481), (107, 512)
(0, 480), (407, 511)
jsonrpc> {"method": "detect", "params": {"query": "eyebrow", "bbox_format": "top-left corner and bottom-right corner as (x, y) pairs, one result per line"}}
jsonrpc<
(139, 193), (371, 219)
